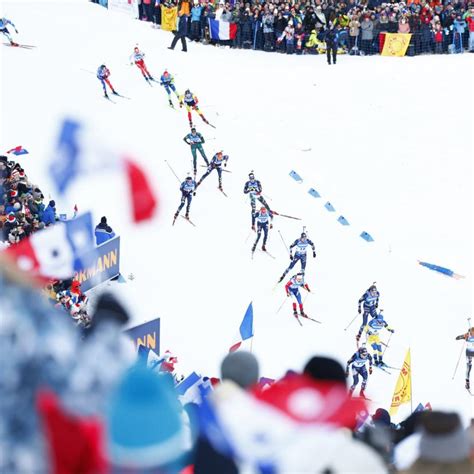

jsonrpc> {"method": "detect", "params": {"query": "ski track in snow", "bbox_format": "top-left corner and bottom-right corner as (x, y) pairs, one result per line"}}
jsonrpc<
(2, 0), (473, 422)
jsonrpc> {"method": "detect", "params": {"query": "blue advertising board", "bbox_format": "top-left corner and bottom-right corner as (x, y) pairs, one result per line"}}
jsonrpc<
(74, 236), (120, 292)
(125, 318), (161, 354)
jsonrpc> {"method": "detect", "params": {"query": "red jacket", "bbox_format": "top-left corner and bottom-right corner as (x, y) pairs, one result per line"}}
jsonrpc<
(467, 16), (474, 33)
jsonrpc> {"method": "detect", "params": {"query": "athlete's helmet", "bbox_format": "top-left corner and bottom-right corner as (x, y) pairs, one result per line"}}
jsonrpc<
(301, 232), (307, 239)
(216, 150), (223, 156)
(191, 127), (196, 132)
(185, 176), (193, 181)
(295, 273), (304, 282)
(185, 89), (191, 95)
(163, 70), (169, 76)
(260, 207), (267, 213)
(369, 284), (377, 292)
(376, 310), (384, 320)
(359, 346), (368, 354)
(249, 172), (255, 179)
(134, 46), (139, 51)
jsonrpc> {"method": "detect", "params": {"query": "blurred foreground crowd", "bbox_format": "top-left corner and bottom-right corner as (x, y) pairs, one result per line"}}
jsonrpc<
(1, 260), (472, 473)
(94, 0), (474, 55)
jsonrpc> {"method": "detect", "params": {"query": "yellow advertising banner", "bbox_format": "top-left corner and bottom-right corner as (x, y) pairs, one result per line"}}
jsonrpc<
(161, 6), (178, 32)
(381, 33), (412, 57)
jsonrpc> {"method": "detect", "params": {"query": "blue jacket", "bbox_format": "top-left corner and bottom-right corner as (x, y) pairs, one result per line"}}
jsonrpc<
(95, 223), (115, 245)
(191, 6), (202, 22)
(40, 204), (56, 225)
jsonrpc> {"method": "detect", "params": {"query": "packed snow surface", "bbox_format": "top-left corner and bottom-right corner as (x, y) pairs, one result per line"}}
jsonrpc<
(1, 0), (472, 421)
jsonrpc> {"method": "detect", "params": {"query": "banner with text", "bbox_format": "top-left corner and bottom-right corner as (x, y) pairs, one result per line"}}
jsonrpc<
(125, 318), (161, 354)
(74, 236), (120, 292)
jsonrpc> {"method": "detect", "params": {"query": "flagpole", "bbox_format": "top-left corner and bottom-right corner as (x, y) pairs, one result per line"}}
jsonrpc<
(250, 337), (253, 353)
(410, 347), (413, 413)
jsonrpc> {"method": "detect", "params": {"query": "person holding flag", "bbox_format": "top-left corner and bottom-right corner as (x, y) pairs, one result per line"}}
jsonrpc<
(455, 326), (474, 391)
(346, 346), (373, 399)
(366, 310), (394, 368)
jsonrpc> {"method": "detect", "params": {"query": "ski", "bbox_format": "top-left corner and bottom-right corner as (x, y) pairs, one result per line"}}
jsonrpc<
(293, 313), (303, 326)
(373, 365), (391, 375)
(104, 96), (116, 104)
(4, 43), (36, 49)
(381, 364), (400, 371)
(200, 165), (231, 173)
(352, 396), (372, 402)
(172, 215), (178, 226)
(181, 216), (196, 226)
(219, 188), (228, 197)
(272, 210), (301, 221)
(204, 121), (216, 129)
(258, 249), (275, 259)
(113, 92), (131, 100)
(300, 314), (322, 324)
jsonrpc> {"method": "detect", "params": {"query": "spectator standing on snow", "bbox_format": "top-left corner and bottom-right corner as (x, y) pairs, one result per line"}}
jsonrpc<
(95, 216), (115, 245)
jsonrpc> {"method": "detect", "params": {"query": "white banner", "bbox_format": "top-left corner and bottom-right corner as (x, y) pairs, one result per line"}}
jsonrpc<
(108, 0), (139, 19)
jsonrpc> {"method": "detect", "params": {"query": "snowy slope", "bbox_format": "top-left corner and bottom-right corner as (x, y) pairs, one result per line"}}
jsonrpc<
(1, 0), (472, 422)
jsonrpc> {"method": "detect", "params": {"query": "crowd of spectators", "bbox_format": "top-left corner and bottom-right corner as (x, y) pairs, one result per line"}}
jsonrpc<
(93, 0), (474, 55)
(0, 155), (57, 246)
(1, 262), (472, 473)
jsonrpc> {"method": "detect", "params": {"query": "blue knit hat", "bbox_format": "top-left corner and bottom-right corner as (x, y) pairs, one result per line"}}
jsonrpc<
(106, 365), (186, 470)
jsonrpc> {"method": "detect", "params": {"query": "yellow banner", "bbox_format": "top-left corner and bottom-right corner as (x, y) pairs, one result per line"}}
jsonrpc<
(381, 33), (412, 57)
(161, 6), (178, 32)
(389, 349), (412, 416)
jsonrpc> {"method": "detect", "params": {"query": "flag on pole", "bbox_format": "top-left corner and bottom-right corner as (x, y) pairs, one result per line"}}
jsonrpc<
(6, 146), (29, 156)
(229, 302), (254, 352)
(389, 348), (412, 417)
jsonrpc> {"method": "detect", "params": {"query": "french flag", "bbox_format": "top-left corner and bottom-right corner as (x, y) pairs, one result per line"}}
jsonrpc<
(229, 302), (254, 352)
(208, 19), (237, 41)
(49, 118), (157, 223)
(6, 145), (29, 156)
(176, 372), (214, 405)
(3, 212), (95, 280)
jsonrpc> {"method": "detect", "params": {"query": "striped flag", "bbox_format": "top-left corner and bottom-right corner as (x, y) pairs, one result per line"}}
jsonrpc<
(229, 302), (254, 352)
(208, 19), (237, 40)
(6, 145), (29, 156)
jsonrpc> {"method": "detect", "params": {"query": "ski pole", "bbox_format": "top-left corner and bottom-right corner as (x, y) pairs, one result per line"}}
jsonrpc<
(164, 160), (181, 184)
(452, 340), (465, 380)
(344, 314), (359, 331)
(276, 296), (288, 314)
(382, 331), (393, 358)
(278, 230), (291, 257)
(262, 192), (272, 201)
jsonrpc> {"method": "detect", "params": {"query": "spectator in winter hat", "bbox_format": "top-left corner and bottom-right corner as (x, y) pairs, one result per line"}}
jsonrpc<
(399, 411), (472, 473)
(303, 355), (347, 389)
(94, 216), (116, 245)
(106, 365), (188, 472)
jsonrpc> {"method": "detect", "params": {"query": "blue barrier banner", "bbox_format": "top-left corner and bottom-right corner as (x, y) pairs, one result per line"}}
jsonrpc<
(125, 318), (161, 354)
(289, 170), (303, 182)
(308, 188), (321, 198)
(74, 236), (120, 292)
(324, 202), (336, 212)
(360, 231), (374, 242)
